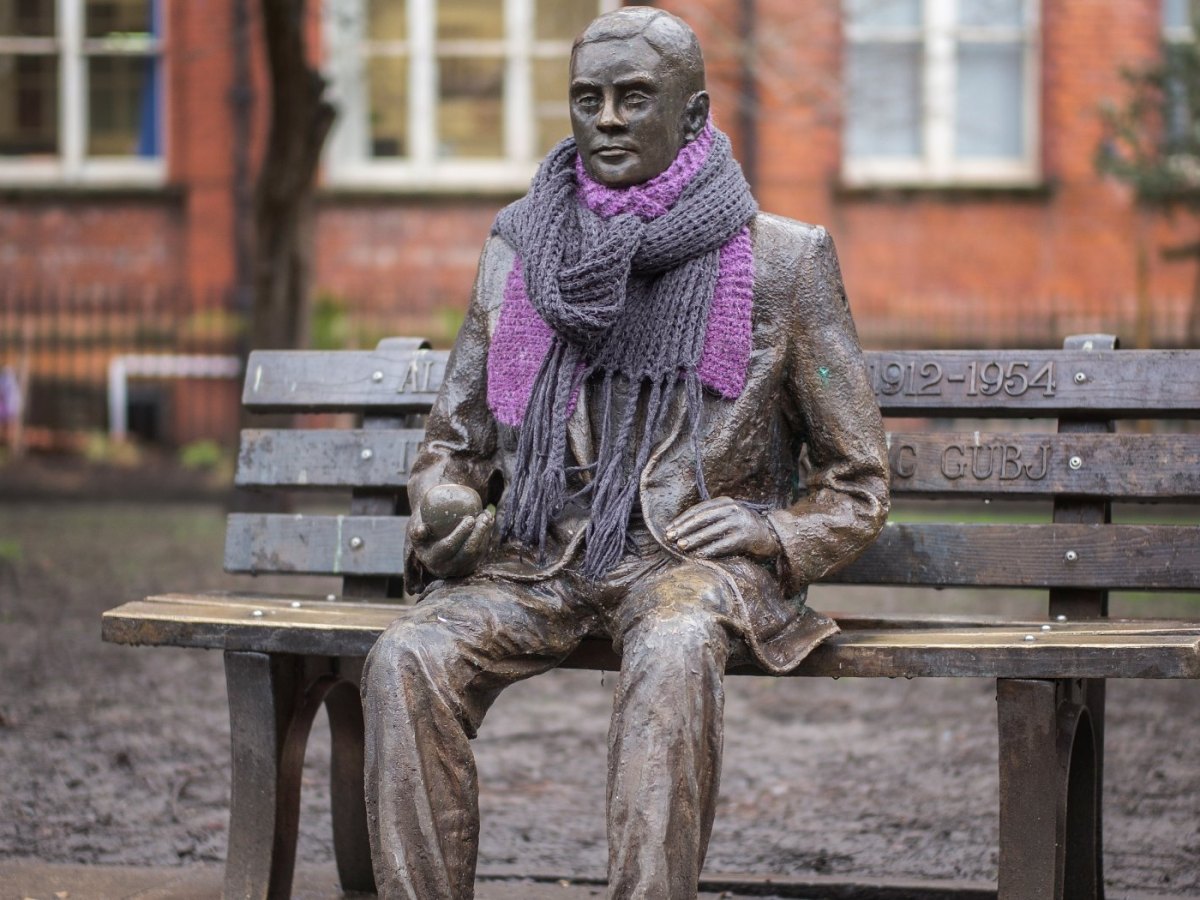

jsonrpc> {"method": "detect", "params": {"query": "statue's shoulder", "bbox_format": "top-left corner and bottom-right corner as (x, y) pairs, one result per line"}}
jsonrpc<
(750, 212), (829, 261)
(480, 232), (516, 277)
(473, 234), (517, 320)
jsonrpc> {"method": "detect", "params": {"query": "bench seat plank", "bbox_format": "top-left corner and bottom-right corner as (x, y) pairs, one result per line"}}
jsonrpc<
(226, 514), (1200, 589)
(101, 594), (1200, 680)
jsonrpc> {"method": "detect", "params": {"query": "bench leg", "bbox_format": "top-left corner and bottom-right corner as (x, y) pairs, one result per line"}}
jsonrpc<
(325, 658), (375, 893)
(997, 678), (1105, 900)
(224, 652), (335, 900)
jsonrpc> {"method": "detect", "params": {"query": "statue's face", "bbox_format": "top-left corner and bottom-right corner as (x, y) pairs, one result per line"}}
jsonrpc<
(569, 37), (696, 188)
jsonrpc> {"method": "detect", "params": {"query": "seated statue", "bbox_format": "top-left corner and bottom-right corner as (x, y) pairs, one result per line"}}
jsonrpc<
(362, 7), (890, 899)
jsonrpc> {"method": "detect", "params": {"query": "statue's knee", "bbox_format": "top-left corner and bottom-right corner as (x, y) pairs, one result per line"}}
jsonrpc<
(624, 606), (727, 674)
(365, 617), (461, 690)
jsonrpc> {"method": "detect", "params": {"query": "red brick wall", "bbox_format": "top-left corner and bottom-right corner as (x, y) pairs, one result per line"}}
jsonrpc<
(0, 198), (183, 289)
(829, 0), (1193, 348)
(3, 0), (1196, 350)
(325, 0), (1196, 350)
(312, 199), (505, 346)
(653, 0), (1195, 348)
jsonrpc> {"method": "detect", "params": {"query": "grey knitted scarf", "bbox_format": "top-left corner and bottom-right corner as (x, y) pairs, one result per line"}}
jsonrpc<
(492, 128), (756, 578)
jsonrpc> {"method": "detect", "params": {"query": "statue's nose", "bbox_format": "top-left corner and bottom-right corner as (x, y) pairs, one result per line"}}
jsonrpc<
(597, 94), (624, 130)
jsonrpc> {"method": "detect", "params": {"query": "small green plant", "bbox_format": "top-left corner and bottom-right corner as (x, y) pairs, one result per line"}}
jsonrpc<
(179, 439), (226, 471)
(310, 292), (352, 350)
(435, 307), (467, 346)
(0, 538), (21, 563)
(83, 432), (142, 466)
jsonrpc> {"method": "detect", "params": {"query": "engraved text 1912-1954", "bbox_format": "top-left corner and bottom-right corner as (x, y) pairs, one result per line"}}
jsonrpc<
(868, 359), (1057, 398)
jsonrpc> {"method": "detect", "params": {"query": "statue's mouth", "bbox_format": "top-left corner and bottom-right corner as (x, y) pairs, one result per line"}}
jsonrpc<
(595, 145), (635, 161)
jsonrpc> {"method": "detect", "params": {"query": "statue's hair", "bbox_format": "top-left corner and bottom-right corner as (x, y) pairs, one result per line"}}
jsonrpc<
(572, 7), (706, 95)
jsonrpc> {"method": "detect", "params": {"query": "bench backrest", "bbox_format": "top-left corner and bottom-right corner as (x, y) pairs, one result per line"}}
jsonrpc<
(228, 334), (1200, 617)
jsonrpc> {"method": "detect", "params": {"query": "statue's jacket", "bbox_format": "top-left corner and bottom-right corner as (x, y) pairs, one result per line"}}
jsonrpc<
(405, 212), (891, 673)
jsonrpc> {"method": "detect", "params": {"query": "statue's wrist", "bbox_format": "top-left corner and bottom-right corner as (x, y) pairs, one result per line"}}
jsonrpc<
(759, 508), (787, 560)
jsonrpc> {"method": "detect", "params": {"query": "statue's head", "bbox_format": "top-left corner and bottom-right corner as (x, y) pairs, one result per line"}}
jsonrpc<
(569, 7), (710, 188)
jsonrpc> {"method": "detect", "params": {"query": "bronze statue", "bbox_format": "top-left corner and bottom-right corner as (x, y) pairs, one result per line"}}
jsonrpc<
(362, 8), (889, 898)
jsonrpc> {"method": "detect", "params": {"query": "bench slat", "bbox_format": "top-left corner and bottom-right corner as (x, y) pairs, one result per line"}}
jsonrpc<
(238, 348), (1200, 417)
(226, 514), (1200, 589)
(126, 591), (1200, 634)
(236, 428), (426, 489)
(242, 348), (447, 413)
(833, 522), (1200, 589)
(236, 428), (1200, 497)
(101, 595), (1200, 679)
(867, 350), (1200, 417)
(886, 432), (1200, 498)
(224, 513), (408, 575)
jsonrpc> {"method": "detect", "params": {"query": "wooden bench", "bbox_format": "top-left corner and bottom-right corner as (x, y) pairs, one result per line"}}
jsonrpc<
(102, 333), (1200, 900)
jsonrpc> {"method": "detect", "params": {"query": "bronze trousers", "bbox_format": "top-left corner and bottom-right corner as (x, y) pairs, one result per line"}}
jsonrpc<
(362, 536), (754, 900)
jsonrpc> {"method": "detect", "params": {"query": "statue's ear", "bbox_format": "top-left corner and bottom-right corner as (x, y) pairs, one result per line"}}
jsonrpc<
(683, 92), (710, 142)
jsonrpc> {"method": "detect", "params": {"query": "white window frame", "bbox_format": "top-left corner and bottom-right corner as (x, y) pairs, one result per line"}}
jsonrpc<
(1164, 0), (1193, 42)
(1162, 0), (1196, 160)
(842, 0), (1041, 188)
(324, 0), (618, 192)
(0, 0), (166, 186)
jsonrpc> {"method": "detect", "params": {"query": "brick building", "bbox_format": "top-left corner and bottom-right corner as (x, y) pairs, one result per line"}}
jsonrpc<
(1, 0), (1196, 362)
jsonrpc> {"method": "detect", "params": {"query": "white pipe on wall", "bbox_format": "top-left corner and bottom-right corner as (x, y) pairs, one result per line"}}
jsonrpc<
(108, 354), (242, 441)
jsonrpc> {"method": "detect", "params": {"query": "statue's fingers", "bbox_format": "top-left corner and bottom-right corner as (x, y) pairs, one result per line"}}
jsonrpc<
(425, 516), (475, 567)
(689, 533), (743, 559)
(666, 499), (736, 538)
(460, 510), (494, 559)
(673, 520), (733, 552)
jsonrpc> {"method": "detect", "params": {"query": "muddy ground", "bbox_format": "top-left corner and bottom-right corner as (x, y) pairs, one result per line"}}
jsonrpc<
(0, 501), (1197, 895)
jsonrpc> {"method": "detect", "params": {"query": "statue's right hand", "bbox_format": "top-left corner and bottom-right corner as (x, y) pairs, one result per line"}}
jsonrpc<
(408, 508), (494, 579)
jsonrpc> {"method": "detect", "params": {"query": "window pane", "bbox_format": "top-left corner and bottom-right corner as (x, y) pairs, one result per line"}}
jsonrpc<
(437, 0), (503, 41)
(846, 42), (922, 158)
(844, 0), (921, 29)
(1165, 0), (1191, 29)
(86, 0), (155, 38)
(0, 53), (57, 155)
(367, 54), (408, 157)
(437, 57), (504, 157)
(534, 56), (570, 154)
(956, 42), (1023, 158)
(957, 0), (1025, 28)
(535, 0), (596, 42)
(1, 0), (55, 36)
(87, 54), (160, 156)
(1164, 43), (1196, 147)
(366, 0), (405, 42)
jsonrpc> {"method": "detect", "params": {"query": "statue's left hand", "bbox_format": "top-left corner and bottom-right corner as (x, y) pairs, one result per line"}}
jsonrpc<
(664, 497), (781, 560)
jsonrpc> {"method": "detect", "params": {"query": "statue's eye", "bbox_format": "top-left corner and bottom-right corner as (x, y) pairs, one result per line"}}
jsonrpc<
(624, 92), (649, 107)
(575, 93), (600, 112)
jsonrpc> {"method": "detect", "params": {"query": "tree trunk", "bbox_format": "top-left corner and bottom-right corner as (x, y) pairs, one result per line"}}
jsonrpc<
(252, 0), (335, 353)
(233, 0), (334, 514)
